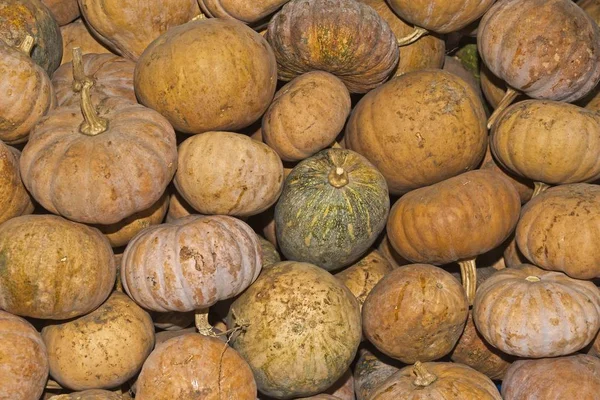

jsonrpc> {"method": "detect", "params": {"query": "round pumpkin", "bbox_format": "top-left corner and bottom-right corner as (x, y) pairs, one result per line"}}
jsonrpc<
(275, 148), (390, 271)
(0, 143), (34, 225)
(165, 190), (195, 223)
(42, 292), (154, 390)
(0, 310), (48, 400)
(0, 214), (115, 319)
(226, 261), (361, 399)
(134, 18), (277, 134)
(198, 0), (288, 24)
(473, 264), (600, 358)
(479, 145), (534, 204)
(354, 348), (402, 400)
(266, 0), (399, 93)
(151, 311), (195, 332)
(42, 0), (79, 25)
(345, 69), (487, 195)
(59, 19), (112, 65)
(50, 390), (123, 400)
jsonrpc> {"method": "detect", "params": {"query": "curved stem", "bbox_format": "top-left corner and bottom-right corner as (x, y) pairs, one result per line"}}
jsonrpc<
(79, 80), (108, 136)
(397, 26), (429, 46)
(487, 87), (520, 129)
(458, 258), (477, 306)
(328, 167), (349, 188)
(413, 362), (437, 387)
(71, 47), (91, 92)
(195, 308), (217, 337)
(532, 182), (550, 198)
(17, 35), (34, 55)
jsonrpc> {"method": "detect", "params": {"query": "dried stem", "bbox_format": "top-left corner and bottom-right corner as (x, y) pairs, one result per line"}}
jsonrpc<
(397, 26), (429, 46)
(487, 87), (520, 129)
(79, 80), (108, 136)
(17, 35), (34, 55)
(459, 258), (477, 306)
(413, 362), (437, 387)
(532, 182), (550, 198)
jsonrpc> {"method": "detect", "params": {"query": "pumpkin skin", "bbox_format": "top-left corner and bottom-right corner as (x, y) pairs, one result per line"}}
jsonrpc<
(473, 264), (600, 358)
(478, 0), (600, 102)
(134, 18), (277, 134)
(443, 56), (482, 99)
(354, 348), (402, 400)
(480, 145), (533, 204)
(502, 355), (600, 400)
(266, 0), (399, 93)
(503, 235), (527, 269)
(49, 390), (123, 400)
(42, 292), (155, 390)
(41, 0), (79, 25)
(259, 235), (281, 268)
(227, 262), (361, 399)
(377, 234), (409, 268)
(0, 214), (115, 319)
(59, 19), (112, 65)
(0, 311), (48, 400)
(516, 184), (600, 279)
(0, 144), (34, 225)
(275, 148), (390, 271)
(121, 215), (262, 312)
(345, 69), (488, 195)
(165, 190), (195, 223)
(198, 0), (288, 23)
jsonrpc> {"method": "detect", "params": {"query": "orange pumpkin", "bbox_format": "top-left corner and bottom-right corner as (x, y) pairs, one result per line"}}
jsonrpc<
(479, 145), (533, 204)
(198, 0), (289, 24)
(0, 143), (34, 225)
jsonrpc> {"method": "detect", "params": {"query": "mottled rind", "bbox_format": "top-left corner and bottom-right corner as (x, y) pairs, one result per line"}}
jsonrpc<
(0, 144), (34, 225)
(165, 190), (196, 223)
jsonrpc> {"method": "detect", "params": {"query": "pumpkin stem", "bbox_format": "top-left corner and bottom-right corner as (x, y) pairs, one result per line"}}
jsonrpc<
(78, 79), (109, 136)
(16, 35), (34, 55)
(397, 26), (429, 46)
(71, 47), (92, 92)
(328, 167), (349, 188)
(45, 379), (63, 390)
(412, 362), (437, 387)
(192, 12), (206, 21)
(526, 275), (541, 282)
(458, 258), (477, 306)
(487, 87), (520, 129)
(532, 182), (550, 198)
(195, 308), (218, 337)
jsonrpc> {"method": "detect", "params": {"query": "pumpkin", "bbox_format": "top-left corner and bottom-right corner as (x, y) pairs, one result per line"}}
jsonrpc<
(324, 370), (354, 400)
(0, 0), (62, 75)
(42, 292), (154, 390)
(50, 390), (123, 400)
(0, 311), (48, 400)
(377, 234), (409, 269)
(198, 0), (288, 24)
(443, 56), (482, 99)
(226, 261), (361, 399)
(0, 143), (34, 225)
(362, 264), (468, 364)
(151, 311), (195, 332)
(20, 50), (177, 225)
(165, 190), (195, 223)
(516, 184), (600, 279)
(354, 348), (402, 400)
(473, 264), (600, 358)
(262, 71), (351, 162)
(42, 0), (79, 25)
(275, 148), (390, 271)
(59, 19), (112, 65)
(266, 0), (399, 93)
(259, 235), (281, 268)
(370, 362), (502, 399)
(174, 131), (284, 217)
(480, 145), (534, 204)
(0, 214), (115, 319)
(502, 355), (600, 399)
(0, 36), (55, 144)
(386, 170), (521, 303)
(480, 64), (528, 110)
(503, 235), (527, 269)
(345, 69), (487, 195)
(154, 327), (196, 346)
(134, 18), (277, 134)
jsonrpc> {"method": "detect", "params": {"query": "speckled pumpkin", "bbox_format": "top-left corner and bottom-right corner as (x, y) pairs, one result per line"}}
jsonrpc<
(480, 145), (533, 204)
(59, 19), (112, 65)
(443, 56), (482, 99)
(266, 0), (399, 93)
(0, 214), (115, 319)
(50, 390), (123, 400)
(354, 348), (402, 400)
(0, 143), (34, 225)
(198, 0), (289, 23)
(275, 148), (389, 271)
(42, 0), (79, 25)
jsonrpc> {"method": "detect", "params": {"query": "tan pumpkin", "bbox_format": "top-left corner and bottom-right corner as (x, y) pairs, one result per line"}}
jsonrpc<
(345, 69), (487, 195)
(354, 348), (402, 400)
(42, 292), (154, 390)
(577, 0), (600, 112)
(60, 19), (112, 65)
(154, 327), (196, 346)
(174, 131), (284, 217)
(0, 311), (48, 400)
(473, 264), (600, 358)
(479, 145), (533, 204)
(50, 390), (123, 400)
(165, 190), (195, 223)
(42, 0), (79, 25)
(0, 214), (115, 319)
(198, 0), (288, 24)
(134, 18), (277, 134)
(0, 143), (34, 225)
(151, 311), (195, 332)
(0, 36), (55, 144)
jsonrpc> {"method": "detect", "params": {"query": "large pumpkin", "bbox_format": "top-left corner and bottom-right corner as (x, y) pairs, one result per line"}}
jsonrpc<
(275, 148), (389, 271)
(41, 0), (79, 25)
(0, 143), (34, 225)
(266, 0), (399, 93)
(59, 19), (112, 65)
(198, 0), (289, 24)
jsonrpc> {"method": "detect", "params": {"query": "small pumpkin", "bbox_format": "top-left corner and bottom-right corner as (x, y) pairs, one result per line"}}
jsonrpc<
(354, 348), (402, 400)
(50, 390), (123, 400)
(41, 0), (79, 25)
(480, 64), (528, 110)
(0, 143), (34, 225)
(198, 0), (289, 24)
(479, 145), (534, 204)
(165, 190), (195, 223)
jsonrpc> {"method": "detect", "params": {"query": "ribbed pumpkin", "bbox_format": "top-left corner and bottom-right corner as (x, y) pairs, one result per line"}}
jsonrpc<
(266, 0), (399, 93)
(0, 143), (34, 225)
(325, 370), (354, 400)
(42, 0), (79, 25)
(0, 214), (115, 319)
(275, 148), (389, 271)
(198, 0), (288, 24)
(354, 348), (402, 400)
(479, 145), (533, 204)
(503, 235), (527, 269)
(59, 19), (112, 65)
(473, 264), (600, 358)
(49, 390), (122, 400)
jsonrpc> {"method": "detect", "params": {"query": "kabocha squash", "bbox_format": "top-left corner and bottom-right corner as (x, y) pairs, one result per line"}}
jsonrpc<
(226, 262), (361, 399)
(0, 311), (48, 400)
(49, 390), (123, 400)
(386, 170), (521, 303)
(502, 355), (600, 399)
(136, 334), (256, 400)
(473, 264), (600, 358)
(174, 131), (284, 217)
(0, 36), (55, 144)
(262, 71), (351, 162)
(354, 348), (402, 400)
(345, 69), (487, 195)
(134, 18), (277, 134)
(0, 143), (34, 225)
(275, 148), (389, 271)
(165, 190), (195, 223)
(0, 215), (115, 319)
(516, 184), (600, 279)
(479, 145), (533, 204)
(151, 311), (195, 331)
(266, 0), (399, 93)
(59, 19), (112, 65)
(198, 0), (289, 24)
(42, 292), (154, 390)
(362, 264), (469, 364)
(42, 0), (79, 25)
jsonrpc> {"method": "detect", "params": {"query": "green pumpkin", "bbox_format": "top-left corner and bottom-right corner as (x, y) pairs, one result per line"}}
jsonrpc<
(275, 148), (389, 271)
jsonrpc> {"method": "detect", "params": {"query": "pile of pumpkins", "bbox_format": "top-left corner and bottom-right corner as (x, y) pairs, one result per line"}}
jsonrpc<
(2, 0), (600, 398)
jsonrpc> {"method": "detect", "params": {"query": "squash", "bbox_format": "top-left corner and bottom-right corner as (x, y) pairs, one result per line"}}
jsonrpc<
(42, 292), (154, 390)
(259, 235), (281, 268)
(345, 69), (487, 195)
(154, 327), (196, 346)
(59, 19), (112, 65)
(266, 0), (399, 93)
(275, 148), (390, 271)
(151, 311), (195, 332)
(174, 131), (284, 217)
(370, 362), (502, 399)
(577, 0), (600, 112)
(473, 264), (600, 358)
(0, 36), (55, 144)
(165, 190), (195, 223)
(296, 396), (340, 400)
(479, 145), (533, 204)
(502, 355), (600, 400)
(41, 0), (79, 25)
(0, 143), (34, 225)
(0, 311), (48, 400)
(362, 264), (468, 363)
(0, 0), (62, 75)
(134, 18), (277, 134)
(516, 184), (600, 279)
(198, 0), (288, 24)
(50, 390), (123, 400)
(354, 348), (402, 400)
(0, 214), (115, 319)
(387, 170), (521, 303)
(226, 261), (361, 399)
(262, 71), (351, 162)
